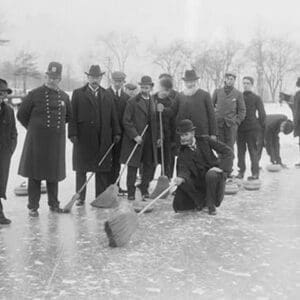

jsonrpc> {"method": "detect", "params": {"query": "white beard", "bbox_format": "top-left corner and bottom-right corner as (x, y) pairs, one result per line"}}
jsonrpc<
(183, 87), (198, 96)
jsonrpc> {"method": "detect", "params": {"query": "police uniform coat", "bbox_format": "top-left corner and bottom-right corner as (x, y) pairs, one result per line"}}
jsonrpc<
(17, 85), (71, 181)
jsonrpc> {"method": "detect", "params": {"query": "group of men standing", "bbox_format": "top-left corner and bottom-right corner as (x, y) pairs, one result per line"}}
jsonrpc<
(0, 60), (299, 224)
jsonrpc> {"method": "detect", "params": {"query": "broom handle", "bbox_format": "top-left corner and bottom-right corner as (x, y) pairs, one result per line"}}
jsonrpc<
(115, 124), (149, 185)
(138, 183), (176, 215)
(77, 143), (115, 194)
(159, 110), (165, 176)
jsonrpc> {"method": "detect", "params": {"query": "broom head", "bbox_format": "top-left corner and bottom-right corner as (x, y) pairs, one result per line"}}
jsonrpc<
(90, 184), (119, 208)
(62, 193), (80, 213)
(150, 176), (170, 199)
(104, 199), (138, 247)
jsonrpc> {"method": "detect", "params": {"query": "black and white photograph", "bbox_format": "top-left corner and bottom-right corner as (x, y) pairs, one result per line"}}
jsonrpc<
(0, 0), (299, 299)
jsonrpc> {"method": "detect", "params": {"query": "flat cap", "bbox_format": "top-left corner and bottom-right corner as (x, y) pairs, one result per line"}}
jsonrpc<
(125, 83), (137, 90)
(112, 71), (126, 81)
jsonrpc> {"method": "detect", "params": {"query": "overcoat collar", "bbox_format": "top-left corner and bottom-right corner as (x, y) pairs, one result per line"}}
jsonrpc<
(135, 93), (153, 115)
(83, 83), (101, 110)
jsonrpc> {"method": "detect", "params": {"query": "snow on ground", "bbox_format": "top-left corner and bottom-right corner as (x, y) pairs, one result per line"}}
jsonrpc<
(0, 102), (299, 299)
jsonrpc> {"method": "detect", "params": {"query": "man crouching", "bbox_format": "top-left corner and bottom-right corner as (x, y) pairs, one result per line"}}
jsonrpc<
(173, 119), (234, 215)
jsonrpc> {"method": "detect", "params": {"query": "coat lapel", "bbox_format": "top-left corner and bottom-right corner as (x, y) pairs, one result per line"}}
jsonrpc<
(84, 85), (98, 110)
(136, 94), (148, 116)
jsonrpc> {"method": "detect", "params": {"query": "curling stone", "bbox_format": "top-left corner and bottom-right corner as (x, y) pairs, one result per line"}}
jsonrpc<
(266, 164), (282, 172)
(243, 179), (261, 191)
(225, 179), (239, 195)
(14, 181), (47, 196)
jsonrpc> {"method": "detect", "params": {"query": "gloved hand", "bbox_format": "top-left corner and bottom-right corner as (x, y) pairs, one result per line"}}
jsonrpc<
(70, 136), (78, 144)
(113, 135), (121, 144)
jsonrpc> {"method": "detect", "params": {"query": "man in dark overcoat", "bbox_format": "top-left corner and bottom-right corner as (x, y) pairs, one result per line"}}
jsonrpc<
(0, 79), (17, 224)
(120, 76), (158, 200)
(17, 62), (71, 216)
(153, 77), (176, 178)
(236, 76), (266, 180)
(173, 120), (233, 215)
(68, 65), (121, 206)
(212, 72), (246, 150)
(104, 71), (129, 191)
(177, 70), (217, 139)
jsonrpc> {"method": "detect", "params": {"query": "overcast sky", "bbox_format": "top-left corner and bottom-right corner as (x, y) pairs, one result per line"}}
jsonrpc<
(1, 0), (300, 79)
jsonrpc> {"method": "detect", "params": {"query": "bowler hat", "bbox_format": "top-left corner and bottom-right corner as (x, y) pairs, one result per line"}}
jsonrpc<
(225, 72), (237, 79)
(112, 71), (126, 81)
(296, 77), (300, 88)
(0, 79), (12, 94)
(125, 83), (137, 90)
(46, 62), (62, 78)
(176, 119), (196, 134)
(85, 65), (105, 77)
(182, 70), (199, 81)
(139, 75), (154, 86)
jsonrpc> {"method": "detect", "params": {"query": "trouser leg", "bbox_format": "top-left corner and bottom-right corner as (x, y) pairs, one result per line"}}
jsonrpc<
(111, 143), (121, 184)
(27, 178), (41, 210)
(174, 178), (206, 211)
(247, 130), (259, 176)
(76, 171), (87, 201)
(139, 133), (155, 195)
(127, 166), (138, 197)
(257, 128), (264, 162)
(95, 172), (110, 197)
(237, 131), (246, 174)
(47, 181), (59, 208)
(205, 170), (226, 209)
(225, 125), (237, 150)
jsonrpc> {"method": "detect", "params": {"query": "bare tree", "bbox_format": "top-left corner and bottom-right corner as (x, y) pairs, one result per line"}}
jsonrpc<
(150, 40), (192, 88)
(193, 39), (243, 91)
(97, 32), (139, 73)
(14, 51), (41, 93)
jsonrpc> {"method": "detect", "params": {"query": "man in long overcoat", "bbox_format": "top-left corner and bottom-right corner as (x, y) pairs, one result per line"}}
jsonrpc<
(120, 76), (158, 200)
(173, 120), (233, 215)
(177, 70), (217, 139)
(0, 79), (17, 224)
(17, 62), (71, 216)
(104, 71), (129, 191)
(68, 65), (121, 205)
(153, 77), (176, 178)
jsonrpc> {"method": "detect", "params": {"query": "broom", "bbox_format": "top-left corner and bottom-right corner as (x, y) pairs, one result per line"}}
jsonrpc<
(104, 183), (176, 247)
(150, 103), (170, 199)
(62, 142), (116, 212)
(90, 125), (149, 208)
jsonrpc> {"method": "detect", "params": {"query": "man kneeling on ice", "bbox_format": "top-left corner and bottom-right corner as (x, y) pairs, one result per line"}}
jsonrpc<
(173, 120), (234, 215)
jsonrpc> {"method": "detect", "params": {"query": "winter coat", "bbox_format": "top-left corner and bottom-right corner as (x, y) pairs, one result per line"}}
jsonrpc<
(0, 101), (17, 198)
(68, 84), (121, 172)
(17, 85), (71, 181)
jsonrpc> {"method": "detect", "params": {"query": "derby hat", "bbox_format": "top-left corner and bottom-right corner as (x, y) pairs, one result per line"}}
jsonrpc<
(0, 79), (12, 94)
(182, 70), (199, 81)
(176, 119), (196, 134)
(138, 75), (154, 86)
(46, 62), (63, 78)
(85, 65), (105, 77)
